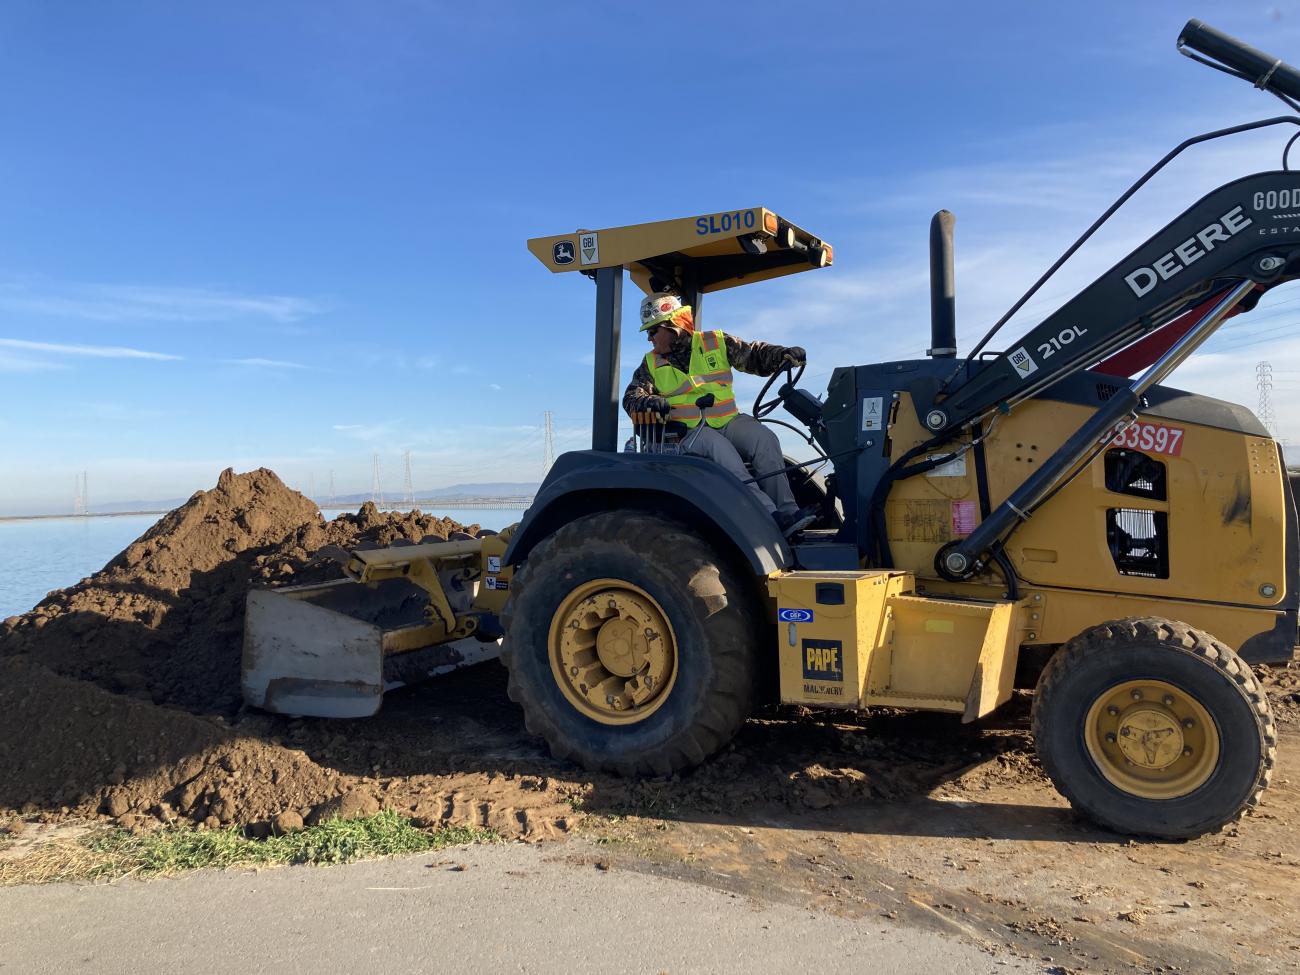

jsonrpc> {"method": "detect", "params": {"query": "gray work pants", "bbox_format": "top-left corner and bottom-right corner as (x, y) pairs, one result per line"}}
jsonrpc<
(684, 413), (796, 515)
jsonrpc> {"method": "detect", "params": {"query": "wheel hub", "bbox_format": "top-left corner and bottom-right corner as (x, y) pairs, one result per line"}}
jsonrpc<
(1116, 708), (1184, 770)
(1084, 679), (1220, 800)
(548, 579), (678, 726)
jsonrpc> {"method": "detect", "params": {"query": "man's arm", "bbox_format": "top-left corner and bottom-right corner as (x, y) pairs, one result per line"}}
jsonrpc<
(623, 360), (660, 415)
(723, 333), (804, 376)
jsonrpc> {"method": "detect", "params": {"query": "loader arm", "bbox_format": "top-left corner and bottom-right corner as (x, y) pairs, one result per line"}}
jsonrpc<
(924, 168), (1300, 434)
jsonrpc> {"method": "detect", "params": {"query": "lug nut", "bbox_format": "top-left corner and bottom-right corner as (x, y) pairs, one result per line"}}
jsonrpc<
(1131, 689), (1143, 700)
(570, 666), (578, 676)
(1105, 733), (1117, 744)
(1107, 706), (1120, 716)
(1182, 718), (1195, 729)
(1182, 746), (1193, 757)
(1162, 694), (1175, 706)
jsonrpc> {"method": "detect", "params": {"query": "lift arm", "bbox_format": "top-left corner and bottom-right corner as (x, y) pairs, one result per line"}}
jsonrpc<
(925, 169), (1300, 434)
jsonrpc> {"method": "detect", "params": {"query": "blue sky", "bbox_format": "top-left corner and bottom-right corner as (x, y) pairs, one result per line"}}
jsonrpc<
(3, 1), (1300, 514)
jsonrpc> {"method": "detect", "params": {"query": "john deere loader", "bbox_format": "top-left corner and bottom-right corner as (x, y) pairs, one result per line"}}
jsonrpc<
(244, 20), (1300, 839)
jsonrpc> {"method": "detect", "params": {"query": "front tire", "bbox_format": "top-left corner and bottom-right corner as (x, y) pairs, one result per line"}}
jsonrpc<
(1032, 617), (1276, 839)
(501, 510), (762, 777)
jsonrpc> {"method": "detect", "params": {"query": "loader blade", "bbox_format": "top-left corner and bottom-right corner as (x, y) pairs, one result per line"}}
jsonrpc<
(241, 576), (500, 718)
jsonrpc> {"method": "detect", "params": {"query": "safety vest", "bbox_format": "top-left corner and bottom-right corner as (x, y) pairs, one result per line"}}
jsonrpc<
(645, 329), (738, 428)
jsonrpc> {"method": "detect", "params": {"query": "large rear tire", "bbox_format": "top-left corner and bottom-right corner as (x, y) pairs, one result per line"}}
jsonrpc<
(501, 510), (762, 777)
(1032, 617), (1276, 839)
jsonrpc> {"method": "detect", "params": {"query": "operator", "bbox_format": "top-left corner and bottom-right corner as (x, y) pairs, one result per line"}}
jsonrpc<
(623, 291), (818, 536)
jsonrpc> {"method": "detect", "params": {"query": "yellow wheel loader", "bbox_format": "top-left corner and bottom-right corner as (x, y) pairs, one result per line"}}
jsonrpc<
(244, 20), (1299, 839)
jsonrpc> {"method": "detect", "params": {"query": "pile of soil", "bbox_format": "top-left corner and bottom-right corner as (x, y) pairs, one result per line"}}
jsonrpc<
(1, 468), (474, 714)
(0, 469), (576, 839)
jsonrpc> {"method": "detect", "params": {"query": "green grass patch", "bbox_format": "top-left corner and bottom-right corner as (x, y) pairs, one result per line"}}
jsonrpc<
(0, 811), (495, 886)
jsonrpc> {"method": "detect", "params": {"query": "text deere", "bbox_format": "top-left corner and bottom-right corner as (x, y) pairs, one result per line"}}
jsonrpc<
(1123, 205), (1253, 298)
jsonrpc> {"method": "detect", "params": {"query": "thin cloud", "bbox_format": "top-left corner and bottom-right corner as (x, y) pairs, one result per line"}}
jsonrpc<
(0, 338), (180, 360)
(0, 351), (66, 373)
(0, 282), (324, 324)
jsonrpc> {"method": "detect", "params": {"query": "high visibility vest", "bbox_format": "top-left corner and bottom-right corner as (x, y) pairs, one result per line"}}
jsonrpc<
(645, 330), (739, 428)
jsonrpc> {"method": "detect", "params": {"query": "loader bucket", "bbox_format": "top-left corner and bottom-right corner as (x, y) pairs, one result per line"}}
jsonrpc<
(241, 576), (501, 718)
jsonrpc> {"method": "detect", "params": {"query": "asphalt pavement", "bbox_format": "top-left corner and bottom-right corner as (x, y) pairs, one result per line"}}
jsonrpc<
(0, 842), (1046, 974)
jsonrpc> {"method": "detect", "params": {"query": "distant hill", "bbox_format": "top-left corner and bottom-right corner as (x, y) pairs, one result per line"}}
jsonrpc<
(90, 498), (189, 514)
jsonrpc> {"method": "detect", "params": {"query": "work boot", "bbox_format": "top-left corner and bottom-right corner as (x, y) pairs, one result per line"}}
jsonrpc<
(775, 505), (817, 537)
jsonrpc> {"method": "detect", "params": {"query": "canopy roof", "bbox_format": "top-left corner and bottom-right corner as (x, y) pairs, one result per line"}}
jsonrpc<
(527, 207), (832, 295)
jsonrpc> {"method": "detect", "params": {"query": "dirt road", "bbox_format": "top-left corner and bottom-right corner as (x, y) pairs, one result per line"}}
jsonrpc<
(0, 842), (1045, 975)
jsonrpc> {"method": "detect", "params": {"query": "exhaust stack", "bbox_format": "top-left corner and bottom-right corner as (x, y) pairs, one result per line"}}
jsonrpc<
(929, 210), (957, 358)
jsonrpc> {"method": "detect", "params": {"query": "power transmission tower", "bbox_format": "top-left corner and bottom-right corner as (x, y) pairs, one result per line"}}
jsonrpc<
(402, 450), (415, 508)
(1257, 361), (1278, 436)
(74, 471), (89, 516)
(543, 411), (555, 475)
(73, 474), (85, 516)
(328, 470), (336, 507)
(371, 453), (384, 508)
(308, 472), (316, 504)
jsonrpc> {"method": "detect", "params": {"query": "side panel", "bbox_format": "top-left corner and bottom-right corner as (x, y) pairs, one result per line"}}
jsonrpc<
(877, 386), (1295, 661)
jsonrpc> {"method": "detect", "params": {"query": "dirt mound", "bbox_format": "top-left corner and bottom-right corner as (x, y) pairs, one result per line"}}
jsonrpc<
(0, 469), (578, 840)
(0, 468), (476, 715)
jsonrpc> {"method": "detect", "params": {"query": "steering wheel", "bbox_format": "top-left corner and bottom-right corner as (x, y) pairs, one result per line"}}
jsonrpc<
(753, 359), (805, 419)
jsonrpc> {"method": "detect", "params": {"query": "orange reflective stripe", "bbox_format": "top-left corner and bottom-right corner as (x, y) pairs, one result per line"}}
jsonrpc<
(700, 330), (720, 352)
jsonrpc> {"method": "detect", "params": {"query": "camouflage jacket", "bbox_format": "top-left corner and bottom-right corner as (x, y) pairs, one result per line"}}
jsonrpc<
(622, 330), (794, 415)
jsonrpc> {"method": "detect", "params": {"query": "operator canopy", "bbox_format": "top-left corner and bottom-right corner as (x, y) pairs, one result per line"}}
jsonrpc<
(526, 208), (832, 296)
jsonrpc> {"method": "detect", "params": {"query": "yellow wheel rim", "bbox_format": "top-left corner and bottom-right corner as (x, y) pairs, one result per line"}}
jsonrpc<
(1083, 679), (1220, 800)
(547, 578), (678, 726)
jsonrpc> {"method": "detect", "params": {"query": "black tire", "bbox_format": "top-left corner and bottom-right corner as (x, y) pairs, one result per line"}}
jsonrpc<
(500, 510), (762, 777)
(1032, 617), (1276, 839)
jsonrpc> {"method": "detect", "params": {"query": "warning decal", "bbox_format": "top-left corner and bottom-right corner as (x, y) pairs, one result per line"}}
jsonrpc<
(579, 232), (599, 265)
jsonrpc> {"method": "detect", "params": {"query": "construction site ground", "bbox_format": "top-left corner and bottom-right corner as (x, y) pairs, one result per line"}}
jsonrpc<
(2, 469), (1298, 973)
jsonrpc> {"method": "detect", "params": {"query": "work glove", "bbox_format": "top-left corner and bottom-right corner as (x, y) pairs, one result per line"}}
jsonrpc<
(631, 393), (671, 417)
(781, 346), (807, 368)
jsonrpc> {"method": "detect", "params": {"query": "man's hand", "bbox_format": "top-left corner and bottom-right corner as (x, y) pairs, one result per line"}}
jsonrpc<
(631, 393), (671, 416)
(781, 346), (807, 368)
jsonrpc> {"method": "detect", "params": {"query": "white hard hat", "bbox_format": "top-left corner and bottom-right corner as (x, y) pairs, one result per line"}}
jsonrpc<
(639, 292), (691, 331)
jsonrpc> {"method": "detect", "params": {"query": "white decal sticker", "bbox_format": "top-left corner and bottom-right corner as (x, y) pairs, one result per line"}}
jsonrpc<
(861, 396), (884, 431)
(486, 556), (501, 573)
(579, 232), (599, 265)
(1009, 346), (1038, 378)
(926, 453), (967, 477)
(485, 576), (498, 590)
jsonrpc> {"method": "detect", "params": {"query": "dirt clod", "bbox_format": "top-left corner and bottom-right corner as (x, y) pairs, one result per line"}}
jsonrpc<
(272, 810), (304, 835)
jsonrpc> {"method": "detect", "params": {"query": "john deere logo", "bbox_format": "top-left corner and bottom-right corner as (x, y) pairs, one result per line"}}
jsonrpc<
(553, 241), (575, 265)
